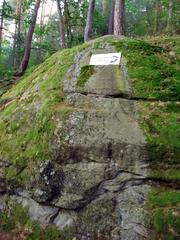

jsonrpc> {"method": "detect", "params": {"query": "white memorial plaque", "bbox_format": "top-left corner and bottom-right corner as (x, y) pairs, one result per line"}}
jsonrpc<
(89, 53), (121, 66)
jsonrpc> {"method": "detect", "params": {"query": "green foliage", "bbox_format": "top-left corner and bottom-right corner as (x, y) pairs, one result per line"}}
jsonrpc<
(0, 40), (14, 78)
(77, 65), (95, 87)
(93, 10), (106, 37)
(126, 0), (180, 36)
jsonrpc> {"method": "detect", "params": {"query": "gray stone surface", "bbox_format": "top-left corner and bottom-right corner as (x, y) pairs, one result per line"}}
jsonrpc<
(11, 195), (59, 225)
(50, 46), (150, 238)
(1, 44), (151, 239)
(0, 195), (7, 211)
(54, 211), (77, 230)
(64, 46), (132, 97)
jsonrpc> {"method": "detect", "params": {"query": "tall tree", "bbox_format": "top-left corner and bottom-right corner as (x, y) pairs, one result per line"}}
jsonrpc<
(56, 0), (66, 48)
(102, 0), (107, 17)
(16, 0), (41, 76)
(12, 0), (22, 68)
(108, 0), (115, 34)
(154, 0), (161, 34)
(114, 0), (125, 36)
(166, 0), (173, 34)
(64, 0), (72, 47)
(84, 0), (96, 42)
(0, 0), (6, 53)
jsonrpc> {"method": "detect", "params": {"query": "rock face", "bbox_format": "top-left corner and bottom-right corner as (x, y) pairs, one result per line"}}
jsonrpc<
(0, 42), (151, 239)
(50, 47), (150, 239)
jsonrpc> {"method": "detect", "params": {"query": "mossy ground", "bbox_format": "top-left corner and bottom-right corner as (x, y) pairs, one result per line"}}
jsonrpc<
(109, 37), (180, 100)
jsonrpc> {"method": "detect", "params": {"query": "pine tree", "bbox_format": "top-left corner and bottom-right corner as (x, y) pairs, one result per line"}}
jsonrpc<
(114, 0), (125, 36)
(16, 0), (41, 76)
(84, 0), (96, 42)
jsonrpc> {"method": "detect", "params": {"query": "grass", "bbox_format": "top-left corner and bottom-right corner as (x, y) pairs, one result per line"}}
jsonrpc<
(149, 190), (180, 207)
(0, 201), (69, 240)
(149, 188), (180, 240)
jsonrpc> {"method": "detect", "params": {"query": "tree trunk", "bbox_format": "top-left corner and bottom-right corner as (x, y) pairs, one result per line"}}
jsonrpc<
(114, 0), (125, 36)
(84, 0), (96, 42)
(64, 0), (72, 48)
(154, 0), (161, 34)
(0, 0), (5, 53)
(108, 0), (115, 34)
(36, 0), (45, 64)
(16, 0), (41, 76)
(13, 0), (22, 68)
(56, 0), (66, 48)
(166, 0), (173, 34)
(102, 0), (107, 17)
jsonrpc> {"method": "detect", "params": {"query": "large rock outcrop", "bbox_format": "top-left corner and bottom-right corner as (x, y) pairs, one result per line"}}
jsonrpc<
(0, 36), (179, 239)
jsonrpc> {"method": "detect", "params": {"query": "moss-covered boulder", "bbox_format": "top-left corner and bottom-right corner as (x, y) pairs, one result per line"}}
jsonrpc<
(0, 36), (179, 239)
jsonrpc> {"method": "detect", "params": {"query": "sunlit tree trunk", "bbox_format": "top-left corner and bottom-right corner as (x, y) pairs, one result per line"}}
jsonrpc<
(108, 0), (115, 34)
(114, 0), (125, 36)
(84, 0), (96, 42)
(16, 0), (41, 76)
(102, 0), (107, 17)
(56, 0), (66, 48)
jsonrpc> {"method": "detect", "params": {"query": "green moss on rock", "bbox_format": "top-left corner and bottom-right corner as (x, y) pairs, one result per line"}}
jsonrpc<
(149, 188), (180, 240)
(151, 168), (180, 181)
(0, 46), (84, 185)
(77, 65), (95, 88)
(138, 102), (180, 150)
(109, 38), (180, 100)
